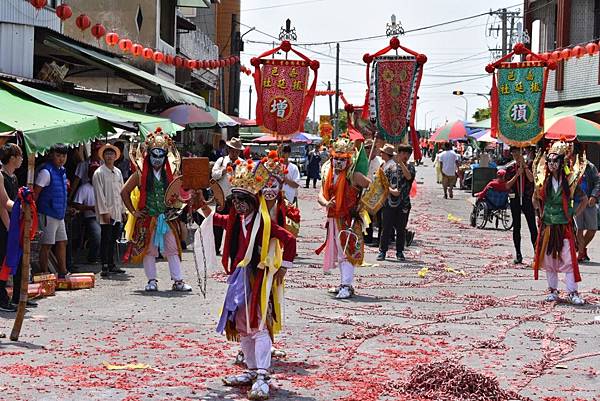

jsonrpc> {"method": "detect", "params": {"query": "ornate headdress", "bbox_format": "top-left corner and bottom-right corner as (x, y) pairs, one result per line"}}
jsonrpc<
(229, 159), (270, 195)
(330, 135), (355, 158)
(547, 140), (569, 157)
(261, 150), (286, 182)
(144, 127), (174, 151)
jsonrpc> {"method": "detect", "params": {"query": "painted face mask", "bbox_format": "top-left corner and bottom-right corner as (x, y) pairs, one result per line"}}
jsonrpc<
(262, 176), (282, 201)
(333, 157), (349, 172)
(232, 193), (255, 216)
(150, 148), (167, 168)
(547, 154), (561, 172)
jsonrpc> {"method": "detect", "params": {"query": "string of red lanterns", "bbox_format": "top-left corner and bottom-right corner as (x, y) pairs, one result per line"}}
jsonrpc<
(30, 2), (240, 71)
(526, 39), (600, 62)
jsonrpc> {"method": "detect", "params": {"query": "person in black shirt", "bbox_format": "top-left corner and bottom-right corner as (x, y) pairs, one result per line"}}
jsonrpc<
(0, 144), (34, 311)
(377, 144), (416, 262)
(506, 146), (537, 264)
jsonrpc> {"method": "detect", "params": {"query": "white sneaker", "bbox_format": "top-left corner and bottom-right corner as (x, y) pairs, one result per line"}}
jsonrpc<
(145, 279), (158, 292)
(223, 370), (257, 386)
(545, 289), (559, 302)
(568, 292), (585, 305)
(248, 373), (270, 400)
(336, 285), (354, 299)
(172, 281), (192, 292)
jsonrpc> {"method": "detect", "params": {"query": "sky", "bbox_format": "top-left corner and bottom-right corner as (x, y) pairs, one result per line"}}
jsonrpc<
(238, 0), (526, 130)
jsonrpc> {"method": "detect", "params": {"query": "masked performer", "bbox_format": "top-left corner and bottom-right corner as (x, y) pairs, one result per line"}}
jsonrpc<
(195, 158), (296, 400)
(121, 128), (192, 292)
(316, 135), (371, 299)
(533, 141), (587, 305)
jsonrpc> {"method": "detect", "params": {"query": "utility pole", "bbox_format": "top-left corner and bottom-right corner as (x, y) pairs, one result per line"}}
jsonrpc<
(327, 81), (333, 119)
(487, 8), (522, 58)
(501, 8), (508, 56)
(248, 85), (252, 120)
(334, 43), (340, 139)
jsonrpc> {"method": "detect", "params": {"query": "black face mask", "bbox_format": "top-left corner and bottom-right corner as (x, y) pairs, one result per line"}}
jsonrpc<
(232, 193), (256, 216)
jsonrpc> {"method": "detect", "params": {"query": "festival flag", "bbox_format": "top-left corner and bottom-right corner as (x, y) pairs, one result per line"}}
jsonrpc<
(491, 61), (548, 146)
(369, 55), (422, 143)
(252, 41), (319, 137)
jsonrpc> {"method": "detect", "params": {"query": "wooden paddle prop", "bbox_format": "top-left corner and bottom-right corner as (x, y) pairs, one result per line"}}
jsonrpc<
(11, 154), (35, 341)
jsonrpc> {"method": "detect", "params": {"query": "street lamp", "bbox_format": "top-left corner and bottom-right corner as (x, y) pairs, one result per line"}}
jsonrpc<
(248, 85), (252, 120)
(430, 116), (440, 131)
(452, 90), (469, 121)
(424, 110), (433, 130)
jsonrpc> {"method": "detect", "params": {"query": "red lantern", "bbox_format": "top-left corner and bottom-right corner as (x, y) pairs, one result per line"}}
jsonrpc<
(165, 54), (174, 65)
(219, 59), (226, 68)
(184, 59), (194, 69)
(91, 24), (106, 41)
(174, 56), (184, 68)
(525, 54), (532, 62)
(560, 48), (571, 60)
(55, 4), (72, 21)
(571, 45), (585, 58)
(131, 44), (144, 57)
(586, 42), (599, 55)
(153, 51), (164, 63)
(105, 32), (119, 46)
(75, 14), (91, 31)
(142, 48), (154, 59)
(29, 0), (47, 10)
(118, 38), (132, 52)
(550, 50), (561, 61)
(245, 70), (251, 76)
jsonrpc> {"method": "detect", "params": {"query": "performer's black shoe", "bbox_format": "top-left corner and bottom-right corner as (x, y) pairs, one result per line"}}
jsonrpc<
(376, 252), (386, 261)
(513, 254), (523, 264)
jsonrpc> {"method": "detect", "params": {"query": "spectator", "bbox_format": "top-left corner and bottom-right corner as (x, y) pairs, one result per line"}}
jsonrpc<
(0, 143), (26, 311)
(114, 141), (131, 182)
(210, 139), (227, 162)
(438, 142), (460, 199)
(377, 144), (415, 262)
(34, 144), (69, 278)
(305, 146), (321, 188)
(319, 145), (329, 167)
(211, 137), (244, 254)
(93, 143), (126, 277)
(281, 145), (301, 204)
(73, 161), (102, 264)
(70, 141), (103, 200)
(475, 169), (518, 202)
(574, 152), (600, 262)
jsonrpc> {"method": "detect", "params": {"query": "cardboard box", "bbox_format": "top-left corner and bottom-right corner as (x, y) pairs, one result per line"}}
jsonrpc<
(32, 273), (57, 296)
(56, 275), (95, 290)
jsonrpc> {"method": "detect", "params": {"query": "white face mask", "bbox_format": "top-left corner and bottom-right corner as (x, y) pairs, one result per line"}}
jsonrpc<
(262, 176), (282, 201)
(333, 158), (349, 172)
(150, 148), (167, 168)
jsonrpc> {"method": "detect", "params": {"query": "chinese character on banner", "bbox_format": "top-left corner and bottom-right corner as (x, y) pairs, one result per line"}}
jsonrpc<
(489, 60), (550, 146)
(251, 41), (319, 137)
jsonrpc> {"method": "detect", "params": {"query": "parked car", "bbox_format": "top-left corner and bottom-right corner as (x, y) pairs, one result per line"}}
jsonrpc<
(289, 144), (307, 176)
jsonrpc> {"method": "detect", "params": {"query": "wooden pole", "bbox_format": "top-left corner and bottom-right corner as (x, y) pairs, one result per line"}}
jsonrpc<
(10, 153), (35, 341)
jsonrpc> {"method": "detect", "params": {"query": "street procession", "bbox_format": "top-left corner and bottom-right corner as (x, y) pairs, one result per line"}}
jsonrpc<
(1, 0), (600, 400)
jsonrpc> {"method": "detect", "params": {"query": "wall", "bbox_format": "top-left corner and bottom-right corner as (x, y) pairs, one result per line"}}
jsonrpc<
(215, 0), (240, 112)
(0, 0), (62, 78)
(545, 54), (600, 103)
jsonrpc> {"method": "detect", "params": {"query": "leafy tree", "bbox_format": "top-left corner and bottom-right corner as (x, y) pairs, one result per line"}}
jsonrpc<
(472, 107), (491, 122)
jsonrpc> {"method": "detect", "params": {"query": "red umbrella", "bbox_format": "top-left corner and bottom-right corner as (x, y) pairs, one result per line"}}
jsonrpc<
(430, 120), (468, 142)
(159, 105), (216, 128)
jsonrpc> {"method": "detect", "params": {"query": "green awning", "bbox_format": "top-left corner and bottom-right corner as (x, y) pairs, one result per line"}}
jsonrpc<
(5, 81), (184, 137)
(0, 87), (112, 155)
(177, 0), (209, 7)
(208, 107), (240, 127)
(44, 36), (207, 109)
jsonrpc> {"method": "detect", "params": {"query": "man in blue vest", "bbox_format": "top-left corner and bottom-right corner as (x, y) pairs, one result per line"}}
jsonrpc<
(34, 144), (69, 279)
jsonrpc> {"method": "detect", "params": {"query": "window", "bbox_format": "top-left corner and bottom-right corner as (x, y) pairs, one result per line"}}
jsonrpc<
(160, 0), (176, 46)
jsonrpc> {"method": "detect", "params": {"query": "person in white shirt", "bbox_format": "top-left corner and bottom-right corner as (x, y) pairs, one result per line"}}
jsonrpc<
(73, 162), (101, 264)
(280, 145), (301, 204)
(438, 142), (460, 199)
(92, 144), (126, 277)
(211, 137), (244, 254)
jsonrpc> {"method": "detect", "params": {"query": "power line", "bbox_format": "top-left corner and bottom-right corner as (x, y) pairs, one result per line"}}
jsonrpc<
(241, 0), (326, 12)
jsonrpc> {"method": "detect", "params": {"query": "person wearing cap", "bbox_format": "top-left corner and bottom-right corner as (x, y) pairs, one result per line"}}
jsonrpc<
(474, 169), (519, 202)
(211, 137), (244, 254)
(93, 143), (126, 277)
(377, 144), (415, 262)
(34, 144), (70, 279)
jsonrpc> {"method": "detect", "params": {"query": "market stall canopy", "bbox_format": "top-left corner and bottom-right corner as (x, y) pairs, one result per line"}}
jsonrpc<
(44, 34), (206, 109)
(466, 119), (491, 130)
(253, 132), (321, 144)
(208, 107), (239, 127)
(0, 86), (112, 154)
(4, 82), (183, 137)
(159, 104), (216, 129)
(430, 120), (470, 142)
(469, 129), (497, 143)
(544, 115), (600, 142)
(230, 116), (257, 127)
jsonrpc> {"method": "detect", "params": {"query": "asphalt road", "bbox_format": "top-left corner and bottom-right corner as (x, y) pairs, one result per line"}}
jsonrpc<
(0, 162), (599, 401)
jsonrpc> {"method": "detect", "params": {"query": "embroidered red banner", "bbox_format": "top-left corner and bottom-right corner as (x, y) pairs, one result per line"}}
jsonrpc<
(258, 60), (309, 136)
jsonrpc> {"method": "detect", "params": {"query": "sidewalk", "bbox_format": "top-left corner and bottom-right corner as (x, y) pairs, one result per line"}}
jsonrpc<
(0, 162), (598, 401)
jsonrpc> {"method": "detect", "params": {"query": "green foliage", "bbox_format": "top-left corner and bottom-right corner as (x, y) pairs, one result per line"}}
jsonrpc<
(472, 107), (491, 122)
